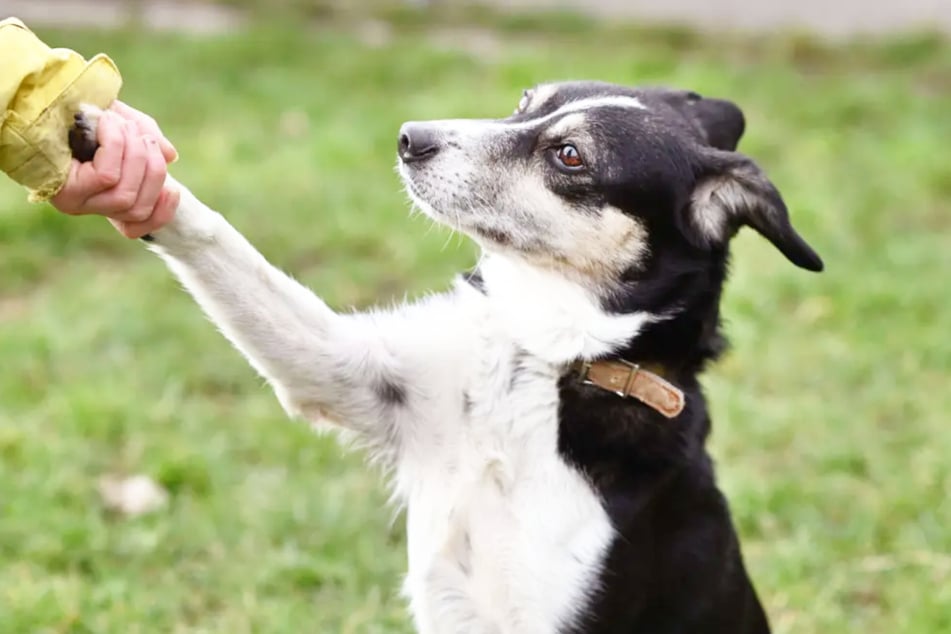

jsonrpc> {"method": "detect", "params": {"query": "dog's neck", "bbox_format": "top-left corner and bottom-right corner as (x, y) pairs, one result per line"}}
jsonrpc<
(611, 251), (731, 376)
(477, 253), (659, 365)
(475, 250), (728, 377)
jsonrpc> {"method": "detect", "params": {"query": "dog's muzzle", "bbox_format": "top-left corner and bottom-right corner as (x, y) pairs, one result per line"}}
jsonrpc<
(398, 122), (441, 163)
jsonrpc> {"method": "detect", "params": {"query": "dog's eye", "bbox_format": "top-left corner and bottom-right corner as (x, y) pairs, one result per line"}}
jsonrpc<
(555, 144), (584, 169)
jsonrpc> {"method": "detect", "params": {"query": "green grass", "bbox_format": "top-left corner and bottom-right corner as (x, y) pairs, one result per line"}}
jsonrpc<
(1, 16), (949, 634)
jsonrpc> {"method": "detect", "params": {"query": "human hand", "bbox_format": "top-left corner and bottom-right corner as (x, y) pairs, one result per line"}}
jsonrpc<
(50, 101), (181, 239)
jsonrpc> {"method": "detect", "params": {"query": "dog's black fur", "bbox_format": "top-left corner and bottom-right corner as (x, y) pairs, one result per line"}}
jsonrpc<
(463, 84), (822, 633)
(561, 88), (816, 632)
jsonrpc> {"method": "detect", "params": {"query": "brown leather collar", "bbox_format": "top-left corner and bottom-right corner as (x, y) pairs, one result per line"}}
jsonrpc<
(571, 359), (686, 419)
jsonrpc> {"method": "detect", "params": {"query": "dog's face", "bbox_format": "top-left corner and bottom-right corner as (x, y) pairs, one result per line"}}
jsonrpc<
(397, 80), (822, 288)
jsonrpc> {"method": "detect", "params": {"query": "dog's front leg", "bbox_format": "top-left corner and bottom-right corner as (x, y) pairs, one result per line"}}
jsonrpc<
(146, 177), (422, 444)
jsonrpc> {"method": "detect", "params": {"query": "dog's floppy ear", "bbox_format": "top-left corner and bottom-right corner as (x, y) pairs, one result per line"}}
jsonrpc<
(684, 148), (824, 272)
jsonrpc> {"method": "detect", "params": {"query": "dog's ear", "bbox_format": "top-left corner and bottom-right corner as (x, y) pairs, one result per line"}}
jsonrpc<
(652, 90), (746, 151)
(686, 95), (746, 151)
(684, 148), (824, 272)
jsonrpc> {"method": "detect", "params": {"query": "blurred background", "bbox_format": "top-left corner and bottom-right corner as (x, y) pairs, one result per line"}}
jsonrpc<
(0, 1), (948, 632)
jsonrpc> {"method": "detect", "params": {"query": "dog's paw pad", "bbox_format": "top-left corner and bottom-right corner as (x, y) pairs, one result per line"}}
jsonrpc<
(68, 105), (102, 163)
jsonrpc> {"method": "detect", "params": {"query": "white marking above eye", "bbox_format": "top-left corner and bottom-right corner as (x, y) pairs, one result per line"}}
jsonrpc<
(511, 95), (646, 131)
(546, 112), (587, 140)
(421, 95), (648, 139)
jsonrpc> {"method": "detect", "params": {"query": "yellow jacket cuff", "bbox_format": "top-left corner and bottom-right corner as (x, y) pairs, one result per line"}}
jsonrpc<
(0, 17), (122, 201)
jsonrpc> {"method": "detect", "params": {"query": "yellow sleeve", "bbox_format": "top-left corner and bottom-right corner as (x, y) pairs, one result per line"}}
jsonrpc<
(0, 17), (122, 201)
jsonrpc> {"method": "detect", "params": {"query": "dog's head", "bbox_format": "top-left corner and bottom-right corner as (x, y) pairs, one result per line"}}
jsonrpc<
(397, 80), (821, 301)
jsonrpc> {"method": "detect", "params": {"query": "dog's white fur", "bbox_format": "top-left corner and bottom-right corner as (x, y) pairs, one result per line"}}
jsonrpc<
(148, 177), (654, 633)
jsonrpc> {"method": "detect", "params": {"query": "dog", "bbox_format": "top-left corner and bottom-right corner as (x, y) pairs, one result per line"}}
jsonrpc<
(71, 81), (822, 633)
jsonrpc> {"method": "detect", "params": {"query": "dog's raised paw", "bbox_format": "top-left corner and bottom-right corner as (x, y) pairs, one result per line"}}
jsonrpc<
(68, 105), (103, 163)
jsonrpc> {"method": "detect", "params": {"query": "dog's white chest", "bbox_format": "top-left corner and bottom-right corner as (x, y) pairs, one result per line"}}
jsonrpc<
(401, 332), (614, 634)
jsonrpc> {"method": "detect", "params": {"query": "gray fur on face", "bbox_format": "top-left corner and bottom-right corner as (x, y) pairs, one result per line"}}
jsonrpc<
(399, 85), (657, 282)
(398, 80), (822, 285)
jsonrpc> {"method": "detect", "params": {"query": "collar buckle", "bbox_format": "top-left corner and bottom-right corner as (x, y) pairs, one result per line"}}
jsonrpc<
(570, 358), (686, 419)
(576, 360), (594, 384)
(577, 358), (641, 398)
(615, 358), (642, 398)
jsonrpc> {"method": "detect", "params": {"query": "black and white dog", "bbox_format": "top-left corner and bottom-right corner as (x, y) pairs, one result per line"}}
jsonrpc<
(75, 81), (822, 633)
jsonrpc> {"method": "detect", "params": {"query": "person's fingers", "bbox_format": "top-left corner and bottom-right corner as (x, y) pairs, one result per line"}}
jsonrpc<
(159, 137), (177, 164)
(84, 121), (149, 218)
(111, 100), (178, 163)
(107, 217), (142, 239)
(113, 136), (167, 224)
(50, 105), (179, 221)
(88, 110), (126, 191)
(50, 159), (86, 214)
(127, 109), (177, 163)
(139, 187), (180, 234)
(159, 138), (177, 164)
(51, 111), (127, 213)
(109, 186), (180, 239)
(154, 186), (181, 226)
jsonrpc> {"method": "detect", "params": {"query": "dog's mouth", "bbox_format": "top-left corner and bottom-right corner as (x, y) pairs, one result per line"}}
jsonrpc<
(398, 161), (447, 218)
(399, 159), (516, 249)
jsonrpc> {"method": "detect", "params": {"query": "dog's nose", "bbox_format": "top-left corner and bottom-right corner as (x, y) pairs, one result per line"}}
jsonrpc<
(398, 123), (441, 163)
